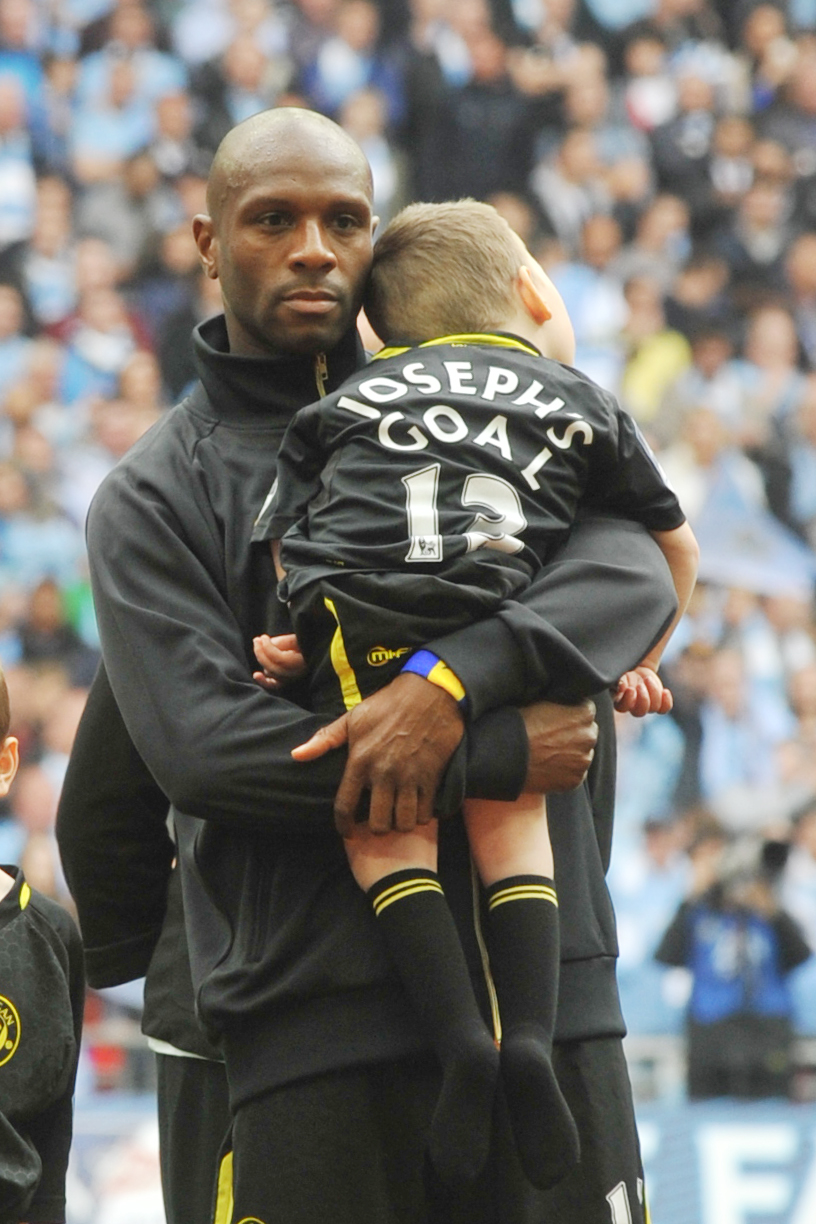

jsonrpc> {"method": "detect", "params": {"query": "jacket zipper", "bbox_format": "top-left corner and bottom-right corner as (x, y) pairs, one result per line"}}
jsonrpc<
(471, 858), (502, 1045)
(315, 352), (328, 397)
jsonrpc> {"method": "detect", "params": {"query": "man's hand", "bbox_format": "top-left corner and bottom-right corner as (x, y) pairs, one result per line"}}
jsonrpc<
(292, 672), (464, 836)
(613, 665), (673, 717)
(520, 699), (598, 793)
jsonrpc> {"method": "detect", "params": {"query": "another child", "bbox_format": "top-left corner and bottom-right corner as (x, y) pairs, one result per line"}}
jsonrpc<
(251, 201), (699, 1188)
(0, 667), (84, 1224)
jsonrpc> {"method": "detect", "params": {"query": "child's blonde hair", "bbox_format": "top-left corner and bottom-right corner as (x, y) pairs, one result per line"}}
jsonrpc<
(365, 200), (523, 344)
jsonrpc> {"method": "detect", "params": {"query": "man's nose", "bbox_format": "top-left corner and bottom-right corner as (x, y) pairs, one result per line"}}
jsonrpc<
(290, 219), (337, 269)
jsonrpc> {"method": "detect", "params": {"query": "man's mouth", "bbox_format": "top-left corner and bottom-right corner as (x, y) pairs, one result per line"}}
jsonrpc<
(282, 290), (339, 316)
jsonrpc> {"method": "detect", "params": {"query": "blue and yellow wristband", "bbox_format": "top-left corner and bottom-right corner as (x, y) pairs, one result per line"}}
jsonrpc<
(401, 650), (468, 713)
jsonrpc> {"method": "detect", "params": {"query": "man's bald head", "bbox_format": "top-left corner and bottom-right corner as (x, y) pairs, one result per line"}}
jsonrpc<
(207, 108), (373, 228)
(193, 106), (376, 357)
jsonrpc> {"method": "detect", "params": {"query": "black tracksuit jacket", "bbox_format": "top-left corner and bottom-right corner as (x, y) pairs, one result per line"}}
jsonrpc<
(65, 314), (676, 1109)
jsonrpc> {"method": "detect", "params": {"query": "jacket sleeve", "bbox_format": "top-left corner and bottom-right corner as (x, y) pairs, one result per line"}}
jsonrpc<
(428, 515), (678, 721)
(56, 663), (175, 987)
(86, 462), (349, 831)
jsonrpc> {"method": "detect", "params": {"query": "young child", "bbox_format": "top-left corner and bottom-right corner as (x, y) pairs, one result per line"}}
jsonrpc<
(251, 200), (699, 1189)
(0, 667), (84, 1224)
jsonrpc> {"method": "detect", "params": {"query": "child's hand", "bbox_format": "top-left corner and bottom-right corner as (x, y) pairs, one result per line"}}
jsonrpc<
(252, 633), (307, 690)
(613, 665), (673, 717)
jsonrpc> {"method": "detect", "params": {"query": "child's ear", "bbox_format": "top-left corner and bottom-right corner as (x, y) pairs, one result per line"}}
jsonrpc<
(517, 266), (552, 326)
(0, 736), (19, 797)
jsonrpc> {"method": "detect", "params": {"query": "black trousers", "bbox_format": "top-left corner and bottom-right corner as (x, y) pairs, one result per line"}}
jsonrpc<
(227, 1037), (645, 1224)
(155, 1053), (231, 1224)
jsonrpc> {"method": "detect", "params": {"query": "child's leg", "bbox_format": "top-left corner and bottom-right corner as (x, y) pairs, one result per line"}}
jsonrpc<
(345, 824), (498, 1185)
(464, 796), (579, 1190)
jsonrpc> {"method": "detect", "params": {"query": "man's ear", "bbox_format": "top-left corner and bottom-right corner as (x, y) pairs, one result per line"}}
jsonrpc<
(371, 214), (380, 237)
(193, 214), (220, 280)
(0, 736), (19, 798)
(517, 265), (552, 326)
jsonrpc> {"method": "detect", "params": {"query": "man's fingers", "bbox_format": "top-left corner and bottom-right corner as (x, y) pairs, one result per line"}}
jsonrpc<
(368, 779), (397, 834)
(334, 759), (367, 836)
(291, 716), (349, 761)
(394, 787), (419, 833)
(520, 697), (598, 793)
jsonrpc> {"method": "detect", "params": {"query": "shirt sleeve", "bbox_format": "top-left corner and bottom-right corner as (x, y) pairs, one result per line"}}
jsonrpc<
(583, 401), (686, 532)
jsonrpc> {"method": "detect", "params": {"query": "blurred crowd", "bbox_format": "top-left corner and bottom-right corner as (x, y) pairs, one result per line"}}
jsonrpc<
(2, 0), (816, 1098)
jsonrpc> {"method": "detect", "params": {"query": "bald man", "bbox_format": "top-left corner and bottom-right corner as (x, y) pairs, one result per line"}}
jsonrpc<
(59, 109), (674, 1224)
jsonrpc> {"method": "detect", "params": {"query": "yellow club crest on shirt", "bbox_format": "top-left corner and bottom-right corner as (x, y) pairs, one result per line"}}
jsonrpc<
(0, 995), (20, 1066)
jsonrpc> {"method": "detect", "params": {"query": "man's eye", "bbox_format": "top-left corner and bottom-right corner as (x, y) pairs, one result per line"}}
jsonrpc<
(261, 213), (290, 227)
(335, 214), (361, 230)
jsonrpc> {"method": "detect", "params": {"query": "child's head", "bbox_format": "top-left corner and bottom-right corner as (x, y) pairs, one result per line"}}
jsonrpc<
(364, 199), (574, 362)
(0, 664), (20, 798)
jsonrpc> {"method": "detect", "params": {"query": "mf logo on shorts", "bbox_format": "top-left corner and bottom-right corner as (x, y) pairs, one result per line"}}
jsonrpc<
(236, 1218), (266, 1223)
(0, 995), (20, 1065)
(366, 645), (411, 666)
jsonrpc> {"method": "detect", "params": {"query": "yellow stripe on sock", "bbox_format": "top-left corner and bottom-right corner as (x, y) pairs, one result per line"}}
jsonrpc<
(324, 597), (362, 711)
(372, 879), (444, 916)
(488, 884), (558, 911)
(212, 1150), (233, 1224)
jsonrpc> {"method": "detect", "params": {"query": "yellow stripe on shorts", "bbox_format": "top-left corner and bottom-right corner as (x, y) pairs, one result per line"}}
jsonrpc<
(324, 597), (362, 711)
(212, 1150), (233, 1224)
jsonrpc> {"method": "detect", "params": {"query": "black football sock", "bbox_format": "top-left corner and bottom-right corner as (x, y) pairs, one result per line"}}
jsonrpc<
(368, 869), (499, 1185)
(485, 875), (580, 1190)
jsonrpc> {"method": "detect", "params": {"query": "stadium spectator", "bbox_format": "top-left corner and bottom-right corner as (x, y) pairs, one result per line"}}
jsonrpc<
(618, 274), (692, 424)
(656, 835), (811, 1099)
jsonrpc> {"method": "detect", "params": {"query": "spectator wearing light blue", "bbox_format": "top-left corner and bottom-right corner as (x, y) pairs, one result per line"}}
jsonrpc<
(75, 2), (186, 108)
(0, 74), (36, 252)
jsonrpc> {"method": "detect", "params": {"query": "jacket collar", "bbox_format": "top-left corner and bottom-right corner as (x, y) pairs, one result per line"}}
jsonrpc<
(191, 314), (366, 427)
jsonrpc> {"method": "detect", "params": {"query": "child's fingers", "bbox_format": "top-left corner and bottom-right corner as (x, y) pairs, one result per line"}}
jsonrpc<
(252, 669), (282, 690)
(617, 671), (651, 717)
(267, 633), (301, 652)
(253, 635), (306, 675)
(613, 673), (638, 713)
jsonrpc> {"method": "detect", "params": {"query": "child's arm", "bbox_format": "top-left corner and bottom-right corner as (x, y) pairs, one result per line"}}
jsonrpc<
(614, 521), (699, 716)
(643, 521), (699, 671)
